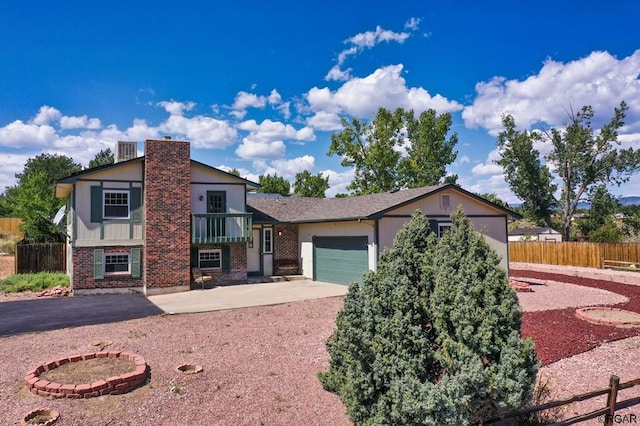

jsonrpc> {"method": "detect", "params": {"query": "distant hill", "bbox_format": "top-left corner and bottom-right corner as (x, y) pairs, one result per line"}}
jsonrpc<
(511, 196), (640, 209)
(619, 196), (640, 206)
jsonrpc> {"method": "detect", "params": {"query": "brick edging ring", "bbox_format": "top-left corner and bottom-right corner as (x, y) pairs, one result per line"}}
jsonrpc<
(575, 306), (640, 327)
(25, 351), (148, 398)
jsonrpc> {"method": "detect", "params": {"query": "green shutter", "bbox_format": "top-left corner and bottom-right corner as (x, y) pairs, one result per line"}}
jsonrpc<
(131, 248), (141, 278)
(190, 247), (198, 267)
(91, 186), (103, 223)
(222, 245), (231, 272)
(94, 249), (104, 279)
(131, 187), (142, 223)
(428, 219), (438, 235)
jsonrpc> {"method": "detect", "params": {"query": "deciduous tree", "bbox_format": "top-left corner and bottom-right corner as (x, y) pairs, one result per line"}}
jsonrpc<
(547, 102), (639, 241)
(88, 148), (115, 168)
(496, 115), (556, 227)
(257, 173), (290, 196)
(328, 107), (458, 195)
(292, 170), (329, 197)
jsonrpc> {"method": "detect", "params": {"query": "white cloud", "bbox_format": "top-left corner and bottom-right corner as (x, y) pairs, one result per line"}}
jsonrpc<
(463, 50), (640, 135)
(321, 168), (354, 197)
(0, 153), (31, 189)
(232, 91), (267, 110)
(59, 115), (102, 130)
(158, 100), (195, 116)
(159, 115), (237, 149)
(471, 163), (503, 176)
(325, 65), (352, 82)
(306, 111), (343, 131)
(404, 17), (421, 31)
(268, 155), (315, 178)
(31, 106), (61, 125)
(310, 65), (463, 119)
(346, 25), (410, 50)
(238, 119), (315, 143)
(156, 101), (237, 148)
(235, 139), (286, 160)
(325, 20), (419, 82)
(0, 120), (57, 148)
(458, 155), (470, 164)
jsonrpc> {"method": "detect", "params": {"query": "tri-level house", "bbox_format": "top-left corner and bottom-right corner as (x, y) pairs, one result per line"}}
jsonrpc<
(55, 137), (258, 295)
(56, 137), (520, 295)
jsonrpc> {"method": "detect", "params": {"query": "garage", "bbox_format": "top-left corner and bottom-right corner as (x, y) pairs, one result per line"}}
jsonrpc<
(313, 236), (369, 285)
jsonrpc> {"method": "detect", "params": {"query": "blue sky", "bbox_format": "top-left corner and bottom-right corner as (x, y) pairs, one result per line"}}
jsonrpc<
(1, 0), (639, 201)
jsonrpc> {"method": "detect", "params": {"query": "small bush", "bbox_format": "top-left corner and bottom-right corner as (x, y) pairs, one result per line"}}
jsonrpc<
(0, 272), (69, 294)
(0, 236), (20, 255)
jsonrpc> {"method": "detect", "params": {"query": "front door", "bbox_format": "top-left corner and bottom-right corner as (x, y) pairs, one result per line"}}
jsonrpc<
(248, 228), (261, 275)
(207, 191), (226, 238)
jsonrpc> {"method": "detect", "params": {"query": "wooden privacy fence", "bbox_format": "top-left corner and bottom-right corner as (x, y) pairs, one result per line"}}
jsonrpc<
(16, 243), (65, 274)
(486, 375), (640, 425)
(509, 242), (640, 269)
(0, 217), (23, 237)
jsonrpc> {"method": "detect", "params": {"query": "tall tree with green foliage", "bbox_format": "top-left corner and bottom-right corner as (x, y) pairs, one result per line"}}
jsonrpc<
(328, 107), (458, 195)
(257, 173), (290, 196)
(577, 185), (619, 238)
(2, 153), (81, 241)
(88, 148), (115, 168)
(496, 115), (557, 227)
(398, 109), (458, 188)
(498, 102), (640, 241)
(292, 170), (329, 197)
(547, 102), (639, 241)
(320, 211), (538, 425)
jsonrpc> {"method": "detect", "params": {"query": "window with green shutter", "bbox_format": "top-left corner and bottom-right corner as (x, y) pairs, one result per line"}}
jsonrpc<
(93, 249), (104, 279)
(131, 248), (141, 278)
(222, 245), (231, 272)
(91, 186), (103, 223)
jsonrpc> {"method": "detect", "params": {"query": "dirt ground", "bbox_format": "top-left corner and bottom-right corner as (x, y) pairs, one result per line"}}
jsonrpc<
(0, 255), (14, 279)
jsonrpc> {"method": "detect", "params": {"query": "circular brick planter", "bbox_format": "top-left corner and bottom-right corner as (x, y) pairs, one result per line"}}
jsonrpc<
(21, 408), (59, 426)
(175, 364), (203, 374)
(575, 306), (640, 327)
(25, 351), (148, 399)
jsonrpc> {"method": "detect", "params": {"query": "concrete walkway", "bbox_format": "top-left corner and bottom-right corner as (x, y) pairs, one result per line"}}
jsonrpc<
(147, 279), (348, 314)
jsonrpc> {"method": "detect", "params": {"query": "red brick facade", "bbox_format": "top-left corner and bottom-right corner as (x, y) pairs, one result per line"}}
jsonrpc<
(273, 224), (299, 275)
(72, 246), (143, 291)
(192, 243), (247, 285)
(143, 139), (191, 294)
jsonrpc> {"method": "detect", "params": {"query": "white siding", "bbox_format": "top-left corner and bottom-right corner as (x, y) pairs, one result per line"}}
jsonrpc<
(298, 221), (376, 278)
(190, 184), (246, 213)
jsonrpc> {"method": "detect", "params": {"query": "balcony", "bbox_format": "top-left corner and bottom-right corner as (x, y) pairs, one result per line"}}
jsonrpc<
(191, 213), (253, 244)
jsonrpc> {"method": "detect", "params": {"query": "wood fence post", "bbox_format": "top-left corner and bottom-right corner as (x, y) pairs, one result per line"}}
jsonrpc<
(606, 375), (620, 426)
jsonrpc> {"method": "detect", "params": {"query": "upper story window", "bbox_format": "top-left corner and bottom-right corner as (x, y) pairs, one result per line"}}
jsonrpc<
(103, 190), (129, 219)
(263, 228), (273, 253)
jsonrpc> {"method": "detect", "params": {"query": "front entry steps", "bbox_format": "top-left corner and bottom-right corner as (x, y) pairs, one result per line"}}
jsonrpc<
(247, 275), (307, 284)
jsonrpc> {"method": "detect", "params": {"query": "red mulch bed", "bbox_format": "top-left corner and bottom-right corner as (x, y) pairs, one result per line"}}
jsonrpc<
(512, 269), (640, 366)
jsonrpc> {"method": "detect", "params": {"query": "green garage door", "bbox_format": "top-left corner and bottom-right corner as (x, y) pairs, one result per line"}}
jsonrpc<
(313, 236), (369, 285)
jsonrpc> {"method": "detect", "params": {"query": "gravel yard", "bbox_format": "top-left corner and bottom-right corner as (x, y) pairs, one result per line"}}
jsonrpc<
(2, 260), (640, 425)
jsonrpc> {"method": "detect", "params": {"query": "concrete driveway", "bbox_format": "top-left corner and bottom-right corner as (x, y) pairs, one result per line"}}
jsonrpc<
(0, 295), (164, 337)
(148, 279), (348, 314)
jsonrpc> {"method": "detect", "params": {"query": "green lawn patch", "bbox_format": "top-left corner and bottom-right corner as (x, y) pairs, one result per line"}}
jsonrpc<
(0, 272), (69, 294)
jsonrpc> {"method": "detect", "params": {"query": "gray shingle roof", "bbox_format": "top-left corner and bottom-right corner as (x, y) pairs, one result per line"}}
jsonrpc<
(247, 185), (447, 223)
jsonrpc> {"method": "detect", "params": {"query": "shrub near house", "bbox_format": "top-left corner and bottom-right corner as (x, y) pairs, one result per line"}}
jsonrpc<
(320, 210), (538, 425)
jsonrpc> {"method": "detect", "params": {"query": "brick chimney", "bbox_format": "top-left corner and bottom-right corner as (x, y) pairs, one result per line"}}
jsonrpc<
(143, 138), (191, 294)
